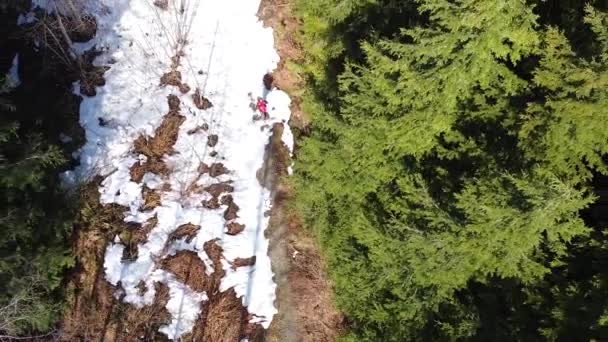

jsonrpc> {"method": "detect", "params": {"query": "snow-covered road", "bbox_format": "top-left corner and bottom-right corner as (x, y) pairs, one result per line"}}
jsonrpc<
(60, 0), (292, 338)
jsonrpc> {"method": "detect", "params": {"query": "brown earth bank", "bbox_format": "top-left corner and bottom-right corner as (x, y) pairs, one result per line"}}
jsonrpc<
(258, 1), (346, 341)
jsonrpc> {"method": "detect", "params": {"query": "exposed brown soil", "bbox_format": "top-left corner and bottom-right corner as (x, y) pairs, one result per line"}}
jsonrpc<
(224, 201), (240, 221)
(257, 0), (309, 130)
(134, 95), (185, 159)
(160, 69), (182, 87)
(184, 289), (247, 342)
(130, 94), (186, 181)
(257, 123), (290, 190)
(226, 221), (245, 235)
(263, 72), (274, 90)
(257, 1), (346, 340)
(181, 240), (263, 342)
(142, 186), (161, 210)
(207, 134), (219, 147)
(203, 239), (225, 290)
(260, 125), (345, 342)
(162, 250), (209, 292)
(153, 0), (168, 10)
(220, 194), (233, 205)
(210, 163), (229, 177)
(205, 182), (234, 198)
(168, 223), (200, 243)
(130, 158), (170, 182)
(231, 256), (256, 270)
(202, 196), (221, 209)
(193, 88), (213, 110)
(187, 123), (209, 135)
(198, 162), (210, 174)
(63, 62), (194, 340)
(69, 15), (98, 43)
(127, 215), (158, 251)
(62, 183), (170, 341)
(197, 162), (229, 177)
(179, 82), (191, 94)
(79, 48), (110, 97)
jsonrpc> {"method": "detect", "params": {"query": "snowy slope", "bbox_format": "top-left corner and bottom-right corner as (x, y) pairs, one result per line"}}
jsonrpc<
(61, 0), (291, 338)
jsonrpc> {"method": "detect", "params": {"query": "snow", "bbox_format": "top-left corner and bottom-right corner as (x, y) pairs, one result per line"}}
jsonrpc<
(17, 12), (36, 25)
(5, 54), (20, 89)
(59, 133), (73, 143)
(62, 0), (292, 338)
(152, 270), (208, 339)
(104, 237), (125, 285)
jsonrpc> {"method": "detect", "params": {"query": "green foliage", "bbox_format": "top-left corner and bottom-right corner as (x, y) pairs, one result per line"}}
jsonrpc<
(0, 6), (83, 334)
(0, 85), (75, 335)
(294, 0), (608, 340)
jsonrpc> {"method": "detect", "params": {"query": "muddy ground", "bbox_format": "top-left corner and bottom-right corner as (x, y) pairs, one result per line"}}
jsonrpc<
(258, 0), (345, 341)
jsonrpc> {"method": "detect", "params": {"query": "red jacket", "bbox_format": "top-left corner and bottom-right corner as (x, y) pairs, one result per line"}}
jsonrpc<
(256, 99), (268, 114)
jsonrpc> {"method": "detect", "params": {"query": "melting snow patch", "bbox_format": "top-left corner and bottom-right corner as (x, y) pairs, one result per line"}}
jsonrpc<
(17, 12), (36, 25)
(153, 270), (208, 339)
(5, 54), (20, 89)
(67, 0), (293, 338)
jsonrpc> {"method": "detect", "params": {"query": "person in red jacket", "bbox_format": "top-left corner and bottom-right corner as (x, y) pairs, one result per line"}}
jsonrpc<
(256, 97), (269, 120)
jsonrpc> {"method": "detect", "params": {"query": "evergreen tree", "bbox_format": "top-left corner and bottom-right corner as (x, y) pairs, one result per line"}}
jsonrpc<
(294, 0), (608, 340)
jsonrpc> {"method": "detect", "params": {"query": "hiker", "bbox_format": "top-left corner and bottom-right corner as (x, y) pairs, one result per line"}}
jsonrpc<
(256, 97), (269, 120)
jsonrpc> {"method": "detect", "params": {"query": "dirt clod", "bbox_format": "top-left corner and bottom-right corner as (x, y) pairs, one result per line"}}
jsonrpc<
(202, 197), (221, 209)
(207, 134), (219, 147)
(226, 222), (245, 236)
(153, 0), (168, 10)
(134, 99), (185, 159)
(209, 163), (229, 177)
(193, 88), (213, 110)
(179, 83), (191, 94)
(263, 72), (274, 90)
(70, 15), (98, 43)
(142, 187), (161, 210)
(167, 94), (180, 111)
(204, 182), (234, 198)
(187, 123), (209, 135)
(220, 194), (233, 206)
(160, 70), (182, 87)
(161, 251), (208, 293)
(231, 256), (256, 270)
(224, 201), (239, 221)
(168, 223), (200, 243)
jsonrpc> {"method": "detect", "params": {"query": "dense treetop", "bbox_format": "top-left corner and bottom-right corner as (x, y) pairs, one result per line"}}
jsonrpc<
(293, 0), (608, 340)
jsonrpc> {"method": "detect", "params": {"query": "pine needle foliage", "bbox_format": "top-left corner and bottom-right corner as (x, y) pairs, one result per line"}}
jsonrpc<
(294, 0), (608, 340)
